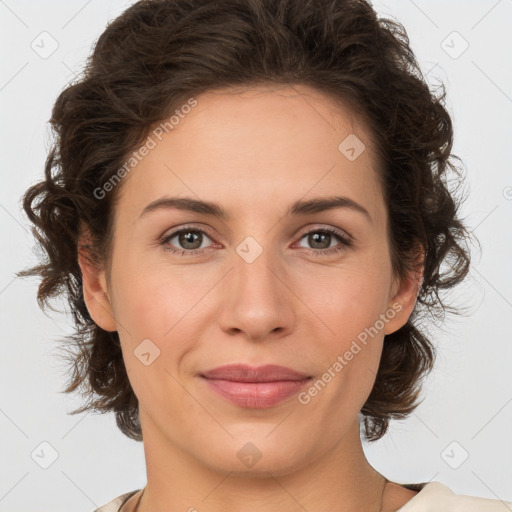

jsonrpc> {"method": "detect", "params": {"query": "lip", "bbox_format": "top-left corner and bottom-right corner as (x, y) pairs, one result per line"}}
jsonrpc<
(199, 364), (312, 408)
(200, 364), (310, 382)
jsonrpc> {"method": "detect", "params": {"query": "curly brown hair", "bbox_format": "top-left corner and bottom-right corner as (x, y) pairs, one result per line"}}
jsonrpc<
(17, 0), (475, 442)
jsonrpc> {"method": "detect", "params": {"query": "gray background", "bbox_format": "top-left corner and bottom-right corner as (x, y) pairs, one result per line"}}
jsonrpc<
(1, 0), (511, 510)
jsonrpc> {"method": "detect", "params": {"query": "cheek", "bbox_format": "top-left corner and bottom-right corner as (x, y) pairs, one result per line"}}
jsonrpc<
(294, 267), (391, 397)
(110, 256), (212, 382)
(112, 271), (192, 407)
(111, 275), (162, 340)
(309, 273), (389, 407)
(109, 247), (190, 338)
(298, 264), (391, 333)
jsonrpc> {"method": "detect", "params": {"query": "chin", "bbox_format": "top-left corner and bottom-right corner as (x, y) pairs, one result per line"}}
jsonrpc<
(197, 435), (310, 478)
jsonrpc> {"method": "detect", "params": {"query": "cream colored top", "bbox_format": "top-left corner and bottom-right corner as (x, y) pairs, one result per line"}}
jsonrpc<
(396, 481), (512, 511)
(92, 481), (512, 512)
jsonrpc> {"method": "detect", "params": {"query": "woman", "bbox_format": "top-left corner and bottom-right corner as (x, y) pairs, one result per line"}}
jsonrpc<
(17, 0), (512, 510)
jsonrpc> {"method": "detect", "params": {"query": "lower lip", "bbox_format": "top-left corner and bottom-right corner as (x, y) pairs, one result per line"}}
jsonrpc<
(201, 377), (311, 408)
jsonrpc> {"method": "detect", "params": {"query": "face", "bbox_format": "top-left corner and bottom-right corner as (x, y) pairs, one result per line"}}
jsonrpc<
(81, 83), (419, 477)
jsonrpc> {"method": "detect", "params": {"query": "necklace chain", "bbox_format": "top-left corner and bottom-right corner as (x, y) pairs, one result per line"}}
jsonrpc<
(378, 476), (388, 512)
(132, 477), (388, 512)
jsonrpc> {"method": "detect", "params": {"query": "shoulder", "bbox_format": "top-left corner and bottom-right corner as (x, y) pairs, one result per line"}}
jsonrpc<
(396, 481), (512, 511)
(91, 490), (140, 512)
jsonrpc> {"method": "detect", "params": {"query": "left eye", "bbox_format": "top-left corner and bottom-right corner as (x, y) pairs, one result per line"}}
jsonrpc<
(297, 229), (348, 251)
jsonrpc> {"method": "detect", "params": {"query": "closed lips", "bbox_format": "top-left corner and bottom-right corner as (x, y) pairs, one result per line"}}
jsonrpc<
(200, 364), (311, 382)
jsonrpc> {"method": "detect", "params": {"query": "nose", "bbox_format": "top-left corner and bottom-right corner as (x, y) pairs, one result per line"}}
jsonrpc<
(218, 241), (296, 343)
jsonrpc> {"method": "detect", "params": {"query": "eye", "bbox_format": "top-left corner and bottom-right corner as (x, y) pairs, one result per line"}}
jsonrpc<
(160, 226), (214, 256)
(296, 227), (352, 255)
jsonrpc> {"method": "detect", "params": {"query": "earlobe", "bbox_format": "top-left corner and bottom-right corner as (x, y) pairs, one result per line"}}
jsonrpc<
(77, 227), (117, 332)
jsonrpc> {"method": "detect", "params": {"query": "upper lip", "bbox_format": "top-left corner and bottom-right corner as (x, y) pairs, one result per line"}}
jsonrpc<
(200, 364), (311, 382)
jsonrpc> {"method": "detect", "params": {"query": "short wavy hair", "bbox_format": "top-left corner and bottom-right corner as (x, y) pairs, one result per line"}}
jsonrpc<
(18, 0), (474, 442)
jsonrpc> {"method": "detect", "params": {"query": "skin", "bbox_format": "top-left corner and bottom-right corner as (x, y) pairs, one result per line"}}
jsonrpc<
(79, 84), (423, 512)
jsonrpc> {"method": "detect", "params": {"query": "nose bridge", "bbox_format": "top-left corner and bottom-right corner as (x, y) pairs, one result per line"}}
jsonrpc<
(219, 232), (293, 339)
(233, 232), (283, 301)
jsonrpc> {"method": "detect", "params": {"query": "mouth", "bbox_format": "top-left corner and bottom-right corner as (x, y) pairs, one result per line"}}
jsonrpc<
(199, 364), (312, 408)
(200, 363), (311, 382)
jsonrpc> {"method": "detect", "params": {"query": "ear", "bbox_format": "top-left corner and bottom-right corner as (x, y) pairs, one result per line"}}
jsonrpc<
(383, 246), (424, 336)
(77, 224), (117, 332)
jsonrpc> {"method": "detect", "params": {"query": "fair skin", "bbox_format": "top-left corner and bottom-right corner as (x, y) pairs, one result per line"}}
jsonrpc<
(79, 84), (422, 512)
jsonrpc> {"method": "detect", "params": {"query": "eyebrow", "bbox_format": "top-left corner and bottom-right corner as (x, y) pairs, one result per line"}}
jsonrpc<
(137, 195), (372, 223)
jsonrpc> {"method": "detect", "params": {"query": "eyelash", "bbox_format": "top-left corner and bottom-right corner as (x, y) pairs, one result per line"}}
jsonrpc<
(159, 225), (352, 257)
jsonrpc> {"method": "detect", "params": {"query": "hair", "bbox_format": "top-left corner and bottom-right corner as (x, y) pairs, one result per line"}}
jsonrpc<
(17, 0), (475, 442)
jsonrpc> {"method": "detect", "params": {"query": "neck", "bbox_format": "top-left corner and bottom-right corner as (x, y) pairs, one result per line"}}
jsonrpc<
(137, 411), (387, 512)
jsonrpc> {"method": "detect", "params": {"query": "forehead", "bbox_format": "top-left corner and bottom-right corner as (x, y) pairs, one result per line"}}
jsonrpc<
(170, 83), (374, 160)
(113, 83), (384, 227)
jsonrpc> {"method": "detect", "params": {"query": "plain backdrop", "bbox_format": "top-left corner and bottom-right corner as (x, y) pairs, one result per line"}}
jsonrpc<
(1, 0), (511, 510)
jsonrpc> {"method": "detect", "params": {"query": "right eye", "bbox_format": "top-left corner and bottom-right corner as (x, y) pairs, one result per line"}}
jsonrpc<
(160, 226), (216, 256)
